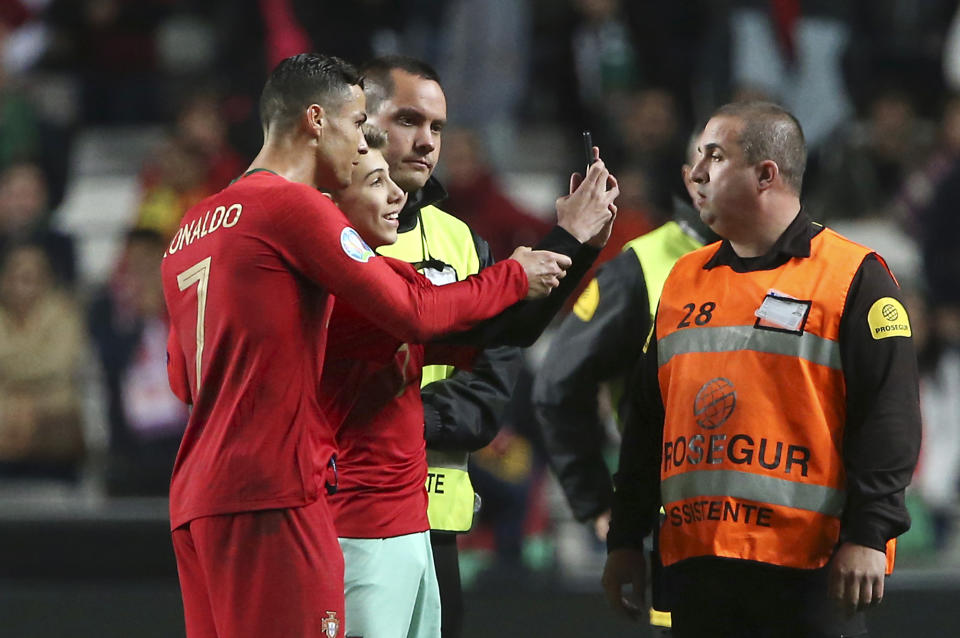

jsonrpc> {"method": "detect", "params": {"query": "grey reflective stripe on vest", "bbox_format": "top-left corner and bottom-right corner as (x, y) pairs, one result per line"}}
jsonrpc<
(426, 449), (468, 471)
(661, 469), (846, 517)
(658, 325), (842, 370)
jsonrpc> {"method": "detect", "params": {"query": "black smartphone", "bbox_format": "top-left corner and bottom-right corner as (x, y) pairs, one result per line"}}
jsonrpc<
(582, 130), (595, 172)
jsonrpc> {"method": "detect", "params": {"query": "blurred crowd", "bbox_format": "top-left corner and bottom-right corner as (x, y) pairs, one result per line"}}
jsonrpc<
(0, 0), (959, 582)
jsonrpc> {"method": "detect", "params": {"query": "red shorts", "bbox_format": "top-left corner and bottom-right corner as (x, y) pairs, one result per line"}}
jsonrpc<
(172, 497), (345, 638)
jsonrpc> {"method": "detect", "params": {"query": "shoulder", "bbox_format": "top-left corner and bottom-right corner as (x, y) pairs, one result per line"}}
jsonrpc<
(673, 241), (721, 268)
(813, 226), (891, 278)
(603, 247), (646, 280)
(816, 226), (876, 256)
(240, 175), (346, 228)
(623, 221), (678, 251)
(235, 173), (335, 207)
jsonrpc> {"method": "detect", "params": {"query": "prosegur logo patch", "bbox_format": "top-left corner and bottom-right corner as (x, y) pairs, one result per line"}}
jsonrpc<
(694, 377), (737, 430)
(340, 227), (375, 263)
(867, 297), (911, 340)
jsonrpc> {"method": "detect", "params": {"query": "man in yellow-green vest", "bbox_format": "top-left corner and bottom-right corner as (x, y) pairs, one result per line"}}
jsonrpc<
(533, 133), (714, 635)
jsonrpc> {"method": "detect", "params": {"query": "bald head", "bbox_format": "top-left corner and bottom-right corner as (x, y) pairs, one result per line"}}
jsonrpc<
(712, 102), (806, 194)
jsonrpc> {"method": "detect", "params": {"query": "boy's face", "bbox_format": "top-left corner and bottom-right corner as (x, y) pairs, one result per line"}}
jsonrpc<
(332, 149), (407, 248)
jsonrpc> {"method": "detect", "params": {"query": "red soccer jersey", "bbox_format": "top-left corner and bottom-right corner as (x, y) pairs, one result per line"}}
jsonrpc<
(161, 171), (526, 529)
(321, 296), (477, 539)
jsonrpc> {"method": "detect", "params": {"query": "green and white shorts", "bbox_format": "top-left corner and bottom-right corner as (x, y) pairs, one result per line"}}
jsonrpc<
(339, 531), (441, 638)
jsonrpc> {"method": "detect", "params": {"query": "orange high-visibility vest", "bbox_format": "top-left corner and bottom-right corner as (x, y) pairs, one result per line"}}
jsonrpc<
(654, 227), (895, 570)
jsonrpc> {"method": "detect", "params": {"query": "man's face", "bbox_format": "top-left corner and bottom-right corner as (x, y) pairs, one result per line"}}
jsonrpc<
(367, 70), (447, 193)
(316, 85), (369, 191)
(331, 149), (407, 248)
(688, 115), (758, 239)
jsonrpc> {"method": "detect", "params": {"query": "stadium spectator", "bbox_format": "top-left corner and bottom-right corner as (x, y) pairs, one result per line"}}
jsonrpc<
(89, 228), (187, 497)
(810, 89), (936, 222)
(42, 0), (172, 123)
(727, 0), (855, 149)
(468, 364), (551, 589)
(437, 0), (531, 168)
(611, 88), (687, 216)
(0, 53), (40, 166)
(0, 241), (86, 481)
(908, 287), (960, 555)
(845, 0), (957, 118)
(0, 161), (74, 285)
(900, 97), (960, 314)
(135, 90), (245, 239)
(893, 94), (960, 237)
(566, 0), (640, 157)
(946, 4), (960, 93)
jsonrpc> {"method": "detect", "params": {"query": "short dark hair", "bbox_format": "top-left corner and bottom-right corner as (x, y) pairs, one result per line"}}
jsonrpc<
(259, 53), (362, 131)
(361, 124), (388, 151)
(713, 101), (806, 194)
(360, 55), (441, 115)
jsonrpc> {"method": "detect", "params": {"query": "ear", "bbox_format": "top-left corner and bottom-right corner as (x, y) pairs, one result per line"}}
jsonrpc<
(756, 160), (778, 192)
(305, 104), (325, 137)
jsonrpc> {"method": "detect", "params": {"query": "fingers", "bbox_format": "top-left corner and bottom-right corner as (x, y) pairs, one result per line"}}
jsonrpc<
(586, 159), (609, 189)
(606, 172), (619, 193)
(569, 172), (584, 195)
(604, 178), (621, 205)
(845, 569), (860, 611)
(601, 550), (646, 622)
(829, 542), (892, 617)
(873, 571), (884, 606)
(858, 573), (883, 610)
(518, 249), (572, 298)
(548, 251), (573, 271)
(830, 564), (884, 615)
(509, 245), (532, 261)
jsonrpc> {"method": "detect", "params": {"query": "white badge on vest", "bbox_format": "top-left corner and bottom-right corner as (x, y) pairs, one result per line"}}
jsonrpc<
(754, 289), (810, 333)
(419, 260), (459, 286)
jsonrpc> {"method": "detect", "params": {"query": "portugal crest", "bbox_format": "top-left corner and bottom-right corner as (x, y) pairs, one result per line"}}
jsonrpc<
(322, 610), (340, 638)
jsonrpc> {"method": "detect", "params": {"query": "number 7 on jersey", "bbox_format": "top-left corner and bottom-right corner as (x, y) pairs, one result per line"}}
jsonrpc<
(177, 257), (212, 390)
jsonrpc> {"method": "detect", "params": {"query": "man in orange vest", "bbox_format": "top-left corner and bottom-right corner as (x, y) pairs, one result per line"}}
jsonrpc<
(602, 101), (922, 637)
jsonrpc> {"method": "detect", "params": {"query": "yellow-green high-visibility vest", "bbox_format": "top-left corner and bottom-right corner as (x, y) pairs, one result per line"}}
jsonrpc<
(622, 220), (706, 323)
(378, 205), (482, 532)
(603, 221), (709, 421)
